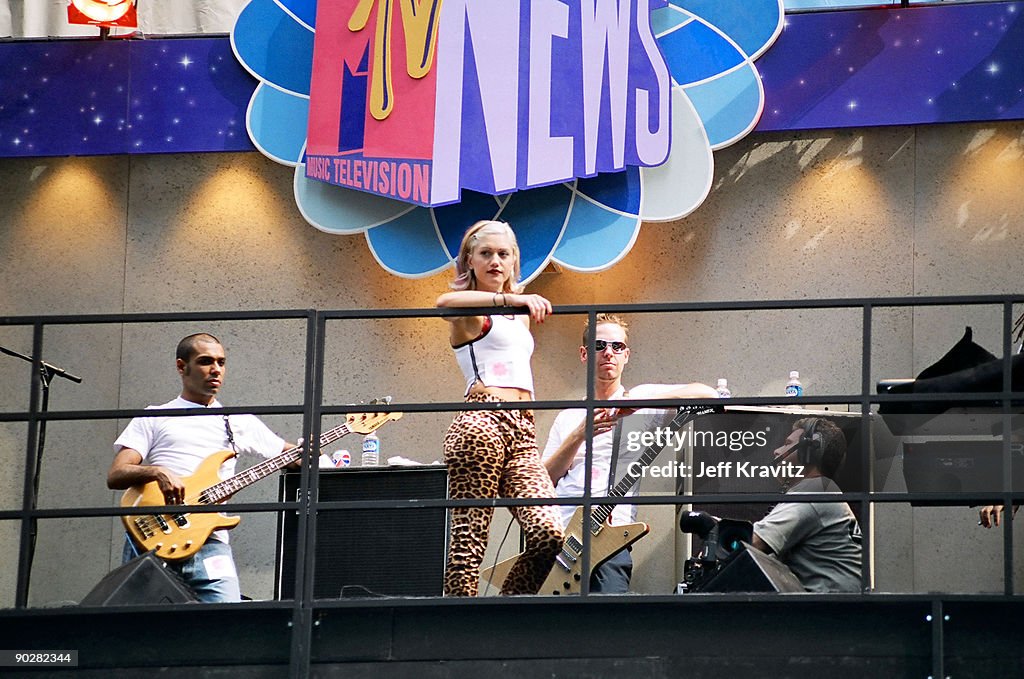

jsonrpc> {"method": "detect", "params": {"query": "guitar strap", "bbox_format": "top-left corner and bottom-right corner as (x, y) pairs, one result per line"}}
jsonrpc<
(606, 389), (629, 495)
(223, 415), (238, 453)
(607, 420), (624, 495)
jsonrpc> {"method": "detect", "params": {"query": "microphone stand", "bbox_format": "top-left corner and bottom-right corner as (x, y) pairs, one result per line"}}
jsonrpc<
(0, 345), (82, 605)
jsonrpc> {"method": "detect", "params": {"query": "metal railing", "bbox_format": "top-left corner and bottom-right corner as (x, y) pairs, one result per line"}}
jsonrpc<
(1, 295), (1022, 676)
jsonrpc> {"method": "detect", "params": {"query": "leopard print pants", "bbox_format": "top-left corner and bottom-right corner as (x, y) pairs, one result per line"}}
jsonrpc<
(443, 393), (564, 596)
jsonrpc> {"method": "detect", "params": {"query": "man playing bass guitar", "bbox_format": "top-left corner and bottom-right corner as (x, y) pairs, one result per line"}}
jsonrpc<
(106, 332), (295, 603)
(108, 332), (403, 602)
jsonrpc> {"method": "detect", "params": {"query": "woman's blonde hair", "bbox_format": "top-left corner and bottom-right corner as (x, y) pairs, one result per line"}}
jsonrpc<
(449, 220), (522, 293)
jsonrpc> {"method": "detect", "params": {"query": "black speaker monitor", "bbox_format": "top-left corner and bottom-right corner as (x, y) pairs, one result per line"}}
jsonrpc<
(903, 440), (1024, 501)
(277, 466), (448, 599)
(81, 551), (196, 606)
(698, 543), (806, 593)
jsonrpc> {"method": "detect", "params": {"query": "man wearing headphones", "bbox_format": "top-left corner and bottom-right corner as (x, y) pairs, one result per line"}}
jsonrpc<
(751, 417), (862, 593)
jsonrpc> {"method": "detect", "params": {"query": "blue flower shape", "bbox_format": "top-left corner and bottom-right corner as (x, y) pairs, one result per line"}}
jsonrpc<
(231, 0), (782, 282)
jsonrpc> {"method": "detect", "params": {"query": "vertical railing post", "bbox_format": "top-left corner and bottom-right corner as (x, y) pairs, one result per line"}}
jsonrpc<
(14, 321), (45, 608)
(288, 310), (323, 678)
(860, 303), (873, 592)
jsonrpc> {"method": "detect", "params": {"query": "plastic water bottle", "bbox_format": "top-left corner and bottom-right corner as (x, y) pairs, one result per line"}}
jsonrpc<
(785, 371), (804, 397)
(361, 433), (380, 466)
(332, 450), (352, 467)
(716, 378), (731, 398)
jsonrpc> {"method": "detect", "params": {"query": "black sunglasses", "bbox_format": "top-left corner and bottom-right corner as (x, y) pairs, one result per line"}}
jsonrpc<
(594, 340), (628, 354)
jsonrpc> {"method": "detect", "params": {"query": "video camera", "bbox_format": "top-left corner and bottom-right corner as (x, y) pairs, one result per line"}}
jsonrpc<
(677, 510), (753, 593)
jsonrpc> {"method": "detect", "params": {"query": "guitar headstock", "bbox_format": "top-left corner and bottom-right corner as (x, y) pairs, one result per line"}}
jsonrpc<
(346, 397), (404, 435)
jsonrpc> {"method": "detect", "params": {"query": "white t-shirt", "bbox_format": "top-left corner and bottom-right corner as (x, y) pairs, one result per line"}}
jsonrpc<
(542, 384), (690, 528)
(114, 396), (286, 543)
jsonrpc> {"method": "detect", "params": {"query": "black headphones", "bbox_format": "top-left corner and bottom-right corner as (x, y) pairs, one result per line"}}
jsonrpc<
(797, 418), (823, 467)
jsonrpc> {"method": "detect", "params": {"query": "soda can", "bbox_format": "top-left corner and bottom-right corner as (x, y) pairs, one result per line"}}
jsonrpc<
(332, 450), (352, 467)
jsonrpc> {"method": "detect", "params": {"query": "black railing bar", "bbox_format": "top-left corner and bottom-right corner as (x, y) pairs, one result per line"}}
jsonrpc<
(0, 500), (302, 520)
(535, 393), (1022, 406)
(19, 590), (1022, 615)
(14, 320), (45, 607)
(7, 391), (1020, 424)
(554, 491), (1024, 506)
(307, 496), (642, 510)
(2, 294), (1018, 327)
(8, 486), (1022, 522)
(314, 293), (1024, 320)
(0, 399), (551, 421)
(0, 397), (682, 422)
(1001, 302), (1015, 595)
(301, 493), (931, 510)
(287, 312), (322, 679)
(0, 494), (832, 522)
(0, 497), (590, 522)
(36, 587), (1024, 614)
(0, 308), (314, 326)
(57, 600), (268, 615)
(1002, 301), (1015, 397)
(0, 404), (309, 422)
(632, 491), (1024, 504)
(332, 391), (1023, 408)
(27, 589), (1018, 616)
(578, 309), (600, 595)
(7, 597), (298, 617)
(10, 487), (1023, 521)
(299, 591), (1024, 611)
(554, 295), (1024, 313)
(859, 304), (874, 593)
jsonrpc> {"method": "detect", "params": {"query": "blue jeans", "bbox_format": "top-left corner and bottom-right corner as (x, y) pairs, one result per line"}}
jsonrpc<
(590, 546), (633, 594)
(122, 537), (241, 603)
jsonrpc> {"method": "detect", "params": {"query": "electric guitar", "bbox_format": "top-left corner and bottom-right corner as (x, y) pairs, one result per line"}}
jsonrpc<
(121, 402), (403, 561)
(481, 404), (716, 595)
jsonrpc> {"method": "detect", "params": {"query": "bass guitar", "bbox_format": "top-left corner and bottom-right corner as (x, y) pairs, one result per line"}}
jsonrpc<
(121, 404), (402, 561)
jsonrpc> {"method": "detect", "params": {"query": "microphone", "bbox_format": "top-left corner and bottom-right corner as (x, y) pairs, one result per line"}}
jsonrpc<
(679, 510), (718, 540)
(0, 345), (82, 384)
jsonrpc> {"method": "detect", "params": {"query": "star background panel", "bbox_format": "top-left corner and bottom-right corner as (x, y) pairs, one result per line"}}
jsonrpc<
(0, 40), (130, 156)
(0, 37), (256, 158)
(755, 2), (1024, 131)
(129, 39), (256, 153)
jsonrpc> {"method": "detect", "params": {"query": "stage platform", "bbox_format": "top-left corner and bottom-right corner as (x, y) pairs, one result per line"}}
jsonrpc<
(2, 594), (1023, 678)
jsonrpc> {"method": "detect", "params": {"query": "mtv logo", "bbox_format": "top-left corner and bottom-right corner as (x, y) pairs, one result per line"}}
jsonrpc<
(305, 0), (672, 207)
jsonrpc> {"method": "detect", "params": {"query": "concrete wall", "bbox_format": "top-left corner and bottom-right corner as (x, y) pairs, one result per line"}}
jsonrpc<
(1, 121), (1022, 605)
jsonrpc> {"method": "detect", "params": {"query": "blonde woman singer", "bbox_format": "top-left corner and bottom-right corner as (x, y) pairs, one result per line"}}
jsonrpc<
(436, 220), (564, 596)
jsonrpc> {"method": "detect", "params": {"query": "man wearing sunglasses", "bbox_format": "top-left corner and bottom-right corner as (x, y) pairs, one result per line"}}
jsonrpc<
(542, 314), (718, 593)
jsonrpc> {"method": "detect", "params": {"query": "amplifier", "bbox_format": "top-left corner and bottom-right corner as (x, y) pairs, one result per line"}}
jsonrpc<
(276, 466), (448, 599)
(903, 440), (1024, 500)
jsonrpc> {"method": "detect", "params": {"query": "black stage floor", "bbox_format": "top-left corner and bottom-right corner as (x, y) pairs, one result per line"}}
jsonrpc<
(2, 594), (1023, 678)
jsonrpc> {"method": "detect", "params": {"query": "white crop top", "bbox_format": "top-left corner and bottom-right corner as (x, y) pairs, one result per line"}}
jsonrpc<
(453, 314), (535, 396)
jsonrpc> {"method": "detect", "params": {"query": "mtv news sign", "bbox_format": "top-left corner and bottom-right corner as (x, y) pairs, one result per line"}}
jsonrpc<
(305, 0), (671, 207)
